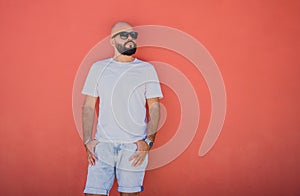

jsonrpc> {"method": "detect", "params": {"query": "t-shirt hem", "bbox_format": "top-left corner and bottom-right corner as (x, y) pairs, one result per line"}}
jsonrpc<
(95, 137), (146, 143)
(81, 90), (98, 97)
(146, 94), (163, 99)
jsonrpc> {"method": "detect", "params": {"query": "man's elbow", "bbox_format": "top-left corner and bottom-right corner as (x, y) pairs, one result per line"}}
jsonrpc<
(82, 103), (95, 111)
(150, 102), (160, 110)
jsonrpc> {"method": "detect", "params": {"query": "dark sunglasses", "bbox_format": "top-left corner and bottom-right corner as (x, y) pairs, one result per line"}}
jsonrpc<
(111, 31), (138, 40)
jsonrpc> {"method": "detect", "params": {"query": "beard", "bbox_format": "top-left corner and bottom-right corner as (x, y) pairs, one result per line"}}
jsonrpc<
(116, 41), (137, 56)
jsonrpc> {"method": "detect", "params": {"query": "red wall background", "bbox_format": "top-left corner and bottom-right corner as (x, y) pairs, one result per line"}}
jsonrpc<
(1, 0), (299, 195)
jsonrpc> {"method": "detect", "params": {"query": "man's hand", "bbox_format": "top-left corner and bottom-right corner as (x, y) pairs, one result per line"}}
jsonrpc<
(129, 140), (150, 167)
(85, 140), (99, 166)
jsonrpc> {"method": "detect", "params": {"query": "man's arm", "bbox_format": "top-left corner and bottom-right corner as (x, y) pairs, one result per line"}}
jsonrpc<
(82, 95), (98, 165)
(130, 97), (160, 167)
(145, 97), (160, 142)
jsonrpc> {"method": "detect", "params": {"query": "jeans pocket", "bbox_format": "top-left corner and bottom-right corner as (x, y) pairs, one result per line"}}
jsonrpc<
(134, 142), (138, 151)
(93, 140), (100, 153)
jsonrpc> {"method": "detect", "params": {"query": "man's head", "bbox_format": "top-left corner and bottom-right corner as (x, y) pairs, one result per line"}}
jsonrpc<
(110, 21), (138, 56)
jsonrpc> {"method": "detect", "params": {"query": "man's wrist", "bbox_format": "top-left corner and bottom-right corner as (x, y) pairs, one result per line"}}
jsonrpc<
(144, 138), (154, 149)
(84, 138), (92, 146)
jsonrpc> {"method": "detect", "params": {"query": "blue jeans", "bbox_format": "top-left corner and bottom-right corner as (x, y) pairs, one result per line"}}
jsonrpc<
(84, 141), (148, 195)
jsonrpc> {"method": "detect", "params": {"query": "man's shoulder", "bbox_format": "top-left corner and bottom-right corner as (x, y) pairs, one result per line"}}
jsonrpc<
(134, 58), (154, 68)
(92, 58), (112, 67)
(88, 58), (113, 72)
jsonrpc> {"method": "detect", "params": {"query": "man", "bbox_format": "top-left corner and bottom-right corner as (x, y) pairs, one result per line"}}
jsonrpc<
(81, 21), (163, 196)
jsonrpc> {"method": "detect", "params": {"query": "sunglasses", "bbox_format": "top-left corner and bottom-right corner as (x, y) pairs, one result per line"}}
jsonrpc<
(111, 31), (138, 40)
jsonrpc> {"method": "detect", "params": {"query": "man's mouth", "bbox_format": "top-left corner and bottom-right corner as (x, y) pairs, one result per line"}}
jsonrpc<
(125, 41), (136, 48)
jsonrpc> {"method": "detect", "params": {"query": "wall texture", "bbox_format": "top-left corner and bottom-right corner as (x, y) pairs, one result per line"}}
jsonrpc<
(0, 0), (299, 195)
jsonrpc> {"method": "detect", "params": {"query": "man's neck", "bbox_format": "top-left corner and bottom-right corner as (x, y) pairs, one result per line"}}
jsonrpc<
(113, 54), (135, 62)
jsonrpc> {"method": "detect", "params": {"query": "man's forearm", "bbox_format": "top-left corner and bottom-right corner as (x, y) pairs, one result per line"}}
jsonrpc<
(82, 106), (95, 144)
(146, 102), (160, 142)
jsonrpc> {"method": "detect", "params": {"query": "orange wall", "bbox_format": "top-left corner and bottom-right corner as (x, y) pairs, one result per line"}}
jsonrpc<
(1, 0), (300, 195)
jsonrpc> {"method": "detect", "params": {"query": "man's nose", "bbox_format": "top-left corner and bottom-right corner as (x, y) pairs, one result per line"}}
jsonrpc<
(127, 35), (133, 40)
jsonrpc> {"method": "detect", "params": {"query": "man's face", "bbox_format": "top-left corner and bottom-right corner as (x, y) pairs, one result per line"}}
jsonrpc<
(112, 30), (138, 56)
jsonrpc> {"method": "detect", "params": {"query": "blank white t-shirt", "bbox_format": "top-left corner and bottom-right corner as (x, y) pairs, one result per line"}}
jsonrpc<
(82, 58), (163, 143)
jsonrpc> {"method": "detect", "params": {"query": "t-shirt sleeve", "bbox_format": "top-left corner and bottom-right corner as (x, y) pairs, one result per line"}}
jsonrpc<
(145, 65), (163, 99)
(81, 63), (101, 97)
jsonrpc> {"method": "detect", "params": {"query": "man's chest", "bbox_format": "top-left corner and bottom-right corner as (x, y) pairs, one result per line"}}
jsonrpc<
(97, 66), (147, 97)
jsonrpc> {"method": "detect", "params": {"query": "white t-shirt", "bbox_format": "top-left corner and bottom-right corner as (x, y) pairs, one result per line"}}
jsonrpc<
(82, 58), (163, 142)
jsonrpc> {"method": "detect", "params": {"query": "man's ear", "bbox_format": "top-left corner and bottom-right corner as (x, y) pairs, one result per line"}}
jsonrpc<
(110, 38), (115, 46)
